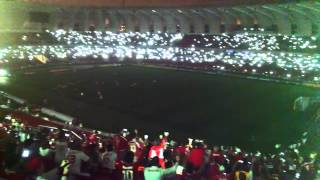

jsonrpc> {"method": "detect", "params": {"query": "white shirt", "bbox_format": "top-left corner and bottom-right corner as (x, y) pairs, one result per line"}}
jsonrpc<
(66, 149), (90, 175)
(54, 141), (68, 163)
(101, 151), (117, 169)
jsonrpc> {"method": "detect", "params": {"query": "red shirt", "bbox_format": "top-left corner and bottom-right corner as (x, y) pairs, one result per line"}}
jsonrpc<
(211, 174), (230, 180)
(188, 148), (205, 168)
(175, 146), (187, 156)
(148, 145), (164, 159)
(207, 163), (220, 178)
(212, 151), (225, 164)
(113, 135), (129, 155)
(25, 156), (42, 171)
(148, 145), (165, 168)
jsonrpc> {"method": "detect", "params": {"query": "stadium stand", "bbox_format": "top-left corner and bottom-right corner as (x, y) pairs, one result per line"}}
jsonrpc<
(0, 0), (320, 179)
(1, 30), (320, 84)
(0, 92), (318, 180)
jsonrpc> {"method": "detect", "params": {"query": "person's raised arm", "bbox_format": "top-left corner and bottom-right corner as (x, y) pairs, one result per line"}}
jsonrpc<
(81, 152), (90, 162)
(162, 163), (178, 176)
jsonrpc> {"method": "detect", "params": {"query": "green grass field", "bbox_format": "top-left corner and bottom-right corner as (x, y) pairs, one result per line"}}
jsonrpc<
(2, 65), (320, 151)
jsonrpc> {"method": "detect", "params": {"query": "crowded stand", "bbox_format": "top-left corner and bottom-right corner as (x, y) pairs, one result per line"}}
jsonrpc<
(1, 0), (320, 179)
(0, 46), (320, 82)
(48, 30), (320, 54)
(48, 30), (183, 47)
(0, 30), (320, 83)
(178, 33), (318, 53)
(0, 32), (58, 46)
(0, 92), (319, 180)
(2, 30), (319, 53)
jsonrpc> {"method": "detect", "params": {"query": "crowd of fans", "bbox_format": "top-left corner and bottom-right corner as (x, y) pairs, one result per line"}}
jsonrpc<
(0, 94), (319, 180)
(0, 22), (320, 180)
(0, 30), (320, 83)
(177, 33), (318, 53)
(49, 30), (183, 47)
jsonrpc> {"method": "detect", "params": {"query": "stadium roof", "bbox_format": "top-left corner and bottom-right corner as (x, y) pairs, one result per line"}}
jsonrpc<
(17, 0), (305, 8)
(1, 0), (319, 35)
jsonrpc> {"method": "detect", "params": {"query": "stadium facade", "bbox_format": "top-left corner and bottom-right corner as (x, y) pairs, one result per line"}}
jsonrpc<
(0, 0), (319, 35)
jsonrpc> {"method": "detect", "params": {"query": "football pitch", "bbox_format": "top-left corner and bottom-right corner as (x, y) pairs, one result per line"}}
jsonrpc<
(2, 64), (320, 151)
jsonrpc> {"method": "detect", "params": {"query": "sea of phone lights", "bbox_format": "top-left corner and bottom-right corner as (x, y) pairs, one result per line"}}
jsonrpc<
(0, 29), (319, 82)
